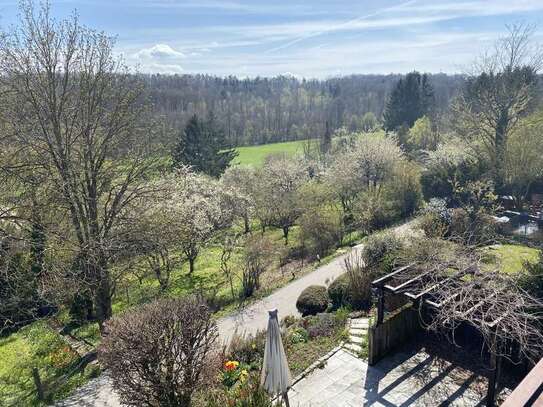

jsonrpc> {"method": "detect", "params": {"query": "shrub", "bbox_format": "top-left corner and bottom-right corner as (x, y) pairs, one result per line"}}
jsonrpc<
(281, 315), (297, 328)
(299, 208), (343, 258)
(362, 232), (403, 274)
(227, 330), (267, 369)
(446, 208), (497, 246)
(204, 373), (272, 407)
(305, 313), (340, 339)
(296, 285), (329, 316)
(327, 274), (351, 309)
(419, 198), (451, 238)
(289, 327), (309, 344)
(420, 141), (485, 202)
(386, 161), (423, 218)
(99, 297), (218, 407)
(520, 253), (543, 299)
(344, 253), (374, 311)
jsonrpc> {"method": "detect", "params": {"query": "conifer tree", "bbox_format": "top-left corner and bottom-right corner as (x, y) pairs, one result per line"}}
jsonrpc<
(172, 114), (238, 177)
(383, 72), (434, 132)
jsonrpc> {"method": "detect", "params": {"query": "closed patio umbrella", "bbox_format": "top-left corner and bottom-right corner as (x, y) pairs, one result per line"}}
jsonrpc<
(261, 309), (292, 406)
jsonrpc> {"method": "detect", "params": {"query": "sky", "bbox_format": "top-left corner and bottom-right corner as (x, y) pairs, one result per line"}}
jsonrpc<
(0, 0), (543, 78)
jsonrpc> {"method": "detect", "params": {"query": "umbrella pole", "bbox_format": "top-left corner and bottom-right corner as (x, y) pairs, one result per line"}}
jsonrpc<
(283, 391), (291, 407)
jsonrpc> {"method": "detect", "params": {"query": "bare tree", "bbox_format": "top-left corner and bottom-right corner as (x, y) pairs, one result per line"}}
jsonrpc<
(453, 23), (543, 191)
(220, 235), (238, 300)
(0, 1), (160, 331)
(99, 297), (219, 407)
(241, 235), (275, 298)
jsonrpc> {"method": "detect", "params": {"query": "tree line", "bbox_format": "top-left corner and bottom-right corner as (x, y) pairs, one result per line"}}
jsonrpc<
(145, 72), (465, 147)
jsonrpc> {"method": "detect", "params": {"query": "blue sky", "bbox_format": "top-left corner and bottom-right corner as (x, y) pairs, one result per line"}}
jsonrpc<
(1, 0), (542, 78)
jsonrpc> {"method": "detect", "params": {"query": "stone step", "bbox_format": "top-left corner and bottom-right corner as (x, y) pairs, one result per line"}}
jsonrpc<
(349, 335), (365, 344)
(343, 342), (362, 354)
(349, 328), (367, 337)
(350, 320), (370, 329)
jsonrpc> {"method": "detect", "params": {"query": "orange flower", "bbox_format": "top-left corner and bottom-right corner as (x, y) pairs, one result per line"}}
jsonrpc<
(224, 360), (239, 371)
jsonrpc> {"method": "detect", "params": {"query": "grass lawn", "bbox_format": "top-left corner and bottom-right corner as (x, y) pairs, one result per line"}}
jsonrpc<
(234, 139), (308, 166)
(0, 322), (99, 406)
(480, 244), (540, 274)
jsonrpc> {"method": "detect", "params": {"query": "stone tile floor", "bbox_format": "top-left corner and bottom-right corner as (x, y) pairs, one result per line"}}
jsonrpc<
(288, 347), (509, 406)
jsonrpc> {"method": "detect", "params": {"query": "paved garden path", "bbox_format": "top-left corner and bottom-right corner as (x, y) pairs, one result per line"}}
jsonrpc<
(57, 221), (414, 406)
(217, 245), (362, 344)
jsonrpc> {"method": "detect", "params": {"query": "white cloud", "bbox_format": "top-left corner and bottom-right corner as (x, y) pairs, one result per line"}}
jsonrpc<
(134, 44), (186, 60)
(138, 63), (184, 74)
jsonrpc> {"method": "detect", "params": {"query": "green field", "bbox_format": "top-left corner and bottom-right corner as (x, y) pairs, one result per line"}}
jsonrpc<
(233, 131), (385, 167)
(234, 139), (309, 166)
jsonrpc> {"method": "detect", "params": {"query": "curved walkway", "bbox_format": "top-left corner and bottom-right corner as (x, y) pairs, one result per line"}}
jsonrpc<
(57, 221), (414, 406)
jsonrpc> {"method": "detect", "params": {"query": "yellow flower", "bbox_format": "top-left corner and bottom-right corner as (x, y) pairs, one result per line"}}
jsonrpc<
(239, 369), (249, 383)
(251, 343), (256, 350)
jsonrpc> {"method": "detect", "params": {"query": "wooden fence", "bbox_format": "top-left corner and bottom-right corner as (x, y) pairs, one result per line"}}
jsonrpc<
(368, 305), (421, 365)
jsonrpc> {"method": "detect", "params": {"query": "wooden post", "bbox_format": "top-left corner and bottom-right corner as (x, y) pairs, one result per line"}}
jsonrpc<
(376, 287), (385, 326)
(32, 367), (45, 402)
(486, 335), (502, 407)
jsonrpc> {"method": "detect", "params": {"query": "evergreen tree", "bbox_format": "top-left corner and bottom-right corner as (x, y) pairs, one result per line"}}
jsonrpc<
(383, 72), (434, 132)
(172, 114), (238, 177)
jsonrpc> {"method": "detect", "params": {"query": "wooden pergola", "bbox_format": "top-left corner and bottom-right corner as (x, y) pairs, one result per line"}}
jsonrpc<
(371, 263), (522, 407)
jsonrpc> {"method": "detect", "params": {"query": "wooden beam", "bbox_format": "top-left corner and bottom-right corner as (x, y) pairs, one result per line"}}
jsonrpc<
(384, 270), (432, 294)
(371, 263), (416, 287)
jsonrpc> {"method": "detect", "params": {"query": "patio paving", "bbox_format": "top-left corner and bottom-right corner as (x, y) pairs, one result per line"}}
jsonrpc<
(288, 346), (509, 406)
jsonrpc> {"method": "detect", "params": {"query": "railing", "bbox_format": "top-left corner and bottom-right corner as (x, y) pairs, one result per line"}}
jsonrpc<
(501, 358), (543, 407)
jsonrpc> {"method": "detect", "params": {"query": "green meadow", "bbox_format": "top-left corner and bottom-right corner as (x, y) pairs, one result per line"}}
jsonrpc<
(234, 139), (309, 166)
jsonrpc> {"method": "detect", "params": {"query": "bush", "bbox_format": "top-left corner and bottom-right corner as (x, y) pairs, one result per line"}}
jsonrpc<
(204, 373), (272, 407)
(296, 285), (329, 316)
(420, 141), (485, 202)
(344, 253), (374, 310)
(281, 315), (297, 328)
(305, 313), (340, 339)
(227, 330), (267, 370)
(419, 198), (451, 238)
(362, 232), (403, 274)
(299, 208), (343, 258)
(327, 274), (351, 309)
(520, 253), (543, 299)
(447, 208), (497, 246)
(386, 161), (423, 218)
(99, 297), (218, 407)
(289, 327), (309, 344)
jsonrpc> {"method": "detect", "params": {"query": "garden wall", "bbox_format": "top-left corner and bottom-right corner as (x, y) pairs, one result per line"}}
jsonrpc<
(368, 305), (421, 365)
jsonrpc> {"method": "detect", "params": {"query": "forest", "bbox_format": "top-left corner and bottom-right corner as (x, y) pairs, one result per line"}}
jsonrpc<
(144, 73), (465, 146)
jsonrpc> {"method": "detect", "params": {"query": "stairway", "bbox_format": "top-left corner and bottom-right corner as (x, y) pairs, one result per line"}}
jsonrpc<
(343, 317), (370, 357)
